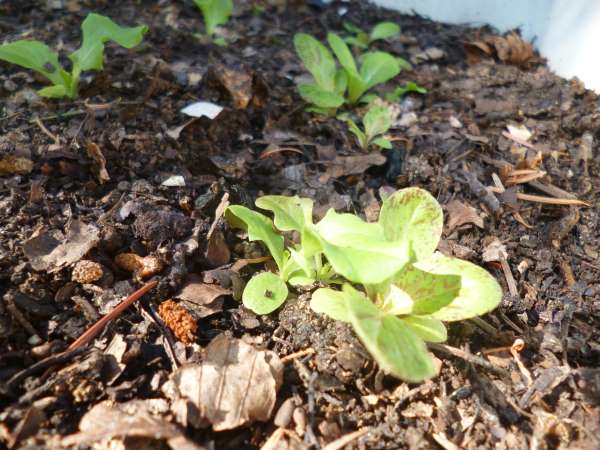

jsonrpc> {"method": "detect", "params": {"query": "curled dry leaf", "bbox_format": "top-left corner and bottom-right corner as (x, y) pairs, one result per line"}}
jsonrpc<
(465, 32), (534, 66)
(72, 260), (104, 283)
(61, 400), (198, 450)
(445, 200), (484, 232)
(23, 220), (100, 272)
(176, 274), (230, 318)
(86, 142), (110, 184)
(158, 300), (198, 344)
(320, 153), (386, 182)
(0, 155), (33, 176)
(115, 253), (164, 279)
(171, 334), (283, 431)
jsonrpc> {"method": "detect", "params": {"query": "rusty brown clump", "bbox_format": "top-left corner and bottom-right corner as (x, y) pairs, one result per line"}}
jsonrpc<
(72, 260), (103, 284)
(114, 253), (163, 279)
(158, 300), (197, 344)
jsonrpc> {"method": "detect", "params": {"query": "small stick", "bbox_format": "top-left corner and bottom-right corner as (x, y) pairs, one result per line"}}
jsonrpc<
(322, 428), (370, 450)
(281, 348), (316, 363)
(429, 343), (510, 378)
(487, 187), (589, 206)
(67, 280), (157, 351)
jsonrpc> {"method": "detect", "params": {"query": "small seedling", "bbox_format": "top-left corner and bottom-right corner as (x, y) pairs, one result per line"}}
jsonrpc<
(226, 188), (502, 382)
(343, 21), (400, 49)
(193, 0), (233, 45)
(346, 105), (392, 150)
(0, 13), (147, 99)
(293, 32), (400, 113)
(385, 81), (427, 102)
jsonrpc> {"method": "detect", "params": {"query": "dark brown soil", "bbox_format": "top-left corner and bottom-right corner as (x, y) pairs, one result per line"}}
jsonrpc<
(1, 1), (599, 449)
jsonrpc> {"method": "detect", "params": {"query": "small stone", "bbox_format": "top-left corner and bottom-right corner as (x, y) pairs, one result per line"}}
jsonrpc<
(72, 260), (103, 284)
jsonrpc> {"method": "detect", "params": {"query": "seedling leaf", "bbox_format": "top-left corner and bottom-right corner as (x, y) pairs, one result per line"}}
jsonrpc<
(402, 316), (447, 343)
(414, 252), (503, 321)
(369, 22), (400, 42)
(298, 83), (345, 108)
(394, 265), (461, 315)
(294, 33), (336, 91)
(364, 106), (391, 141)
(378, 187), (443, 260)
(345, 284), (436, 382)
(0, 40), (65, 87)
(242, 272), (288, 314)
(256, 195), (313, 232)
(225, 205), (285, 270)
(372, 137), (392, 149)
(69, 13), (148, 72)
(310, 287), (350, 322)
(327, 33), (358, 75)
(360, 52), (400, 91)
(193, 0), (233, 37)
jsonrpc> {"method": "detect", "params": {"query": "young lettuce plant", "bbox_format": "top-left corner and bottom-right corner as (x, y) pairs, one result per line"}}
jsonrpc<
(326, 32), (400, 104)
(346, 105), (392, 150)
(0, 13), (147, 99)
(227, 188), (502, 382)
(343, 21), (400, 49)
(293, 33), (348, 114)
(293, 32), (400, 112)
(192, 0), (233, 45)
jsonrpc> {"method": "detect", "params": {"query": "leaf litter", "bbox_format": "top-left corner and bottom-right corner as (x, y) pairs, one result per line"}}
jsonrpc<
(1, 0), (599, 449)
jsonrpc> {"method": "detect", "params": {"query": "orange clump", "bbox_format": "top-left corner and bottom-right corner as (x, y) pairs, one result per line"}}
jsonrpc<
(158, 300), (197, 344)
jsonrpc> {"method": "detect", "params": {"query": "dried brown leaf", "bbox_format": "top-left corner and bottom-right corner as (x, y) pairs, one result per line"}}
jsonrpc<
(321, 153), (386, 182)
(0, 156), (33, 176)
(86, 142), (110, 184)
(176, 274), (229, 318)
(23, 220), (100, 272)
(445, 200), (484, 231)
(171, 334), (283, 431)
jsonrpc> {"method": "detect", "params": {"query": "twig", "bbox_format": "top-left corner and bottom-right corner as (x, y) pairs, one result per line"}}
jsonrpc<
(322, 428), (370, 450)
(487, 187), (589, 206)
(281, 348), (315, 363)
(429, 343), (510, 378)
(67, 281), (157, 351)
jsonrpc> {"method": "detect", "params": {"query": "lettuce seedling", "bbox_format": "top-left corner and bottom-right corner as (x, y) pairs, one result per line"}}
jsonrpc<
(293, 33), (347, 114)
(346, 105), (392, 150)
(192, 0), (233, 45)
(385, 81), (427, 102)
(226, 188), (502, 382)
(293, 32), (400, 112)
(0, 13), (147, 99)
(326, 33), (400, 103)
(343, 21), (400, 49)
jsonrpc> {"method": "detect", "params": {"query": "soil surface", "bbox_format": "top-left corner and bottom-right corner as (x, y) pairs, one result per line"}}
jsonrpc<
(1, 1), (599, 449)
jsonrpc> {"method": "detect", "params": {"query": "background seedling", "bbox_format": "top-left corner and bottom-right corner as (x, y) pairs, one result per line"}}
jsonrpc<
(346, 105), (393, 150)
(227, 188), (502, 382)
(343, 21), (401, 49)
(192, 0), (233, 45)
(293, 32), (401, 112)
(0, 13), (147, 99)
(385, 81), (428, 102)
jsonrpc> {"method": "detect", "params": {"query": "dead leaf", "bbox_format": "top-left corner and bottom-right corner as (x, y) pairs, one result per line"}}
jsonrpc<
(205, 193), (231, 266)
(61, 400), (199, 450)
(321, 153), (386, 182)
(465, 32), (534, 66)
(23, 220), (100, 272)
(171, 334), (283, 431)
(445, 200), (484, 231)
(482, 239), (508, 262)
(209, 63), (253, 109)
(86, 142), (110, 184)
(176, 274), (230, 318)
(0, 155), (33, 176)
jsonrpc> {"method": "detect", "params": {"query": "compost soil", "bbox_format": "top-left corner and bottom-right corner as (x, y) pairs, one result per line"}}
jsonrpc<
(1, 1), (599, 449)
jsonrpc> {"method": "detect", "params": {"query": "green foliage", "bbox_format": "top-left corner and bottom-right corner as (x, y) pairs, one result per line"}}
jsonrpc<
(385, 81), (427, 102)
(346, 105), (392, 150)
(343, 21), (400, 49)
(0, 13), (147, 99)
(193, 0), (233, 42)
(293, 32), (400, 112)
(226, 188), (502, 382)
